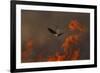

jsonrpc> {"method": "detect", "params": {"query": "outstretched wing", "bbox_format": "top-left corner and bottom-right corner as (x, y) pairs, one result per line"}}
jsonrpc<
(58, 33), (64, 36)
(48, 28), (57, 34)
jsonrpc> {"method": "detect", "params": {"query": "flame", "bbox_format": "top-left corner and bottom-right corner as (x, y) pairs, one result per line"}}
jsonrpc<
(70, 48), (80, 60)
(22, 38), (33, 62)
(26, 38), (33, 50)
(68, 20), (85, 32)
(22, 36), (81, 62)
(60, 19), (84, 60)
(62, 35), (79, 52)
(48, 53), (65, 61)
(48, 56), (57, 61)
(21, 19), (86, 62)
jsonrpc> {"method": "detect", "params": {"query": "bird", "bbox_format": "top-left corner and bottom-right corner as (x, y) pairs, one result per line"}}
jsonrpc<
(48, 28), (64, 37)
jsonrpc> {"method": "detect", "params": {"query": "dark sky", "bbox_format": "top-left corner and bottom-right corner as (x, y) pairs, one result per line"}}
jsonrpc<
(21, 10), (90, 62)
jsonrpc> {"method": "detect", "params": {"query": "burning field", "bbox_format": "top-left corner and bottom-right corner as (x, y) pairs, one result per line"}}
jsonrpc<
(21, 10), (90, 63)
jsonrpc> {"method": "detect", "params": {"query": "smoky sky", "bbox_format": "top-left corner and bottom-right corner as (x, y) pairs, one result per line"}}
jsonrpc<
(21, 10), (90, 62)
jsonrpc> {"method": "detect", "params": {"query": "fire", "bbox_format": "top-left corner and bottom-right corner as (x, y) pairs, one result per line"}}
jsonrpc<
(70, 48), (80, 60)
(60, 19), (85, 60)
(62, 35), (79, 52)
(22, 19), (86, 62)
(21, 38), (33, 62)
(68, 20), (85, 32)
(48, 56), (57, 61)
(26, 38), (33, 50)
(48, 52), (65, 61)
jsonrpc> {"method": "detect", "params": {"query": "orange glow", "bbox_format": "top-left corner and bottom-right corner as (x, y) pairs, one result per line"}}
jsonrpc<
(48, 55), (65, 61)
(21, 20), (86, 62)
(26, 38), (33, 50)
(48, 56), (57, 61)
(22, 38), (33, 62)
(68, 20), (85, 32)
(47, 51), (65, 61)
(62, 35), (79, 52)
(71, 48), (80, 60)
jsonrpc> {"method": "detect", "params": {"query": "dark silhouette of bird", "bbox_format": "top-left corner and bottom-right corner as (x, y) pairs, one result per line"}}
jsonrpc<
(48, 28), (63, 37)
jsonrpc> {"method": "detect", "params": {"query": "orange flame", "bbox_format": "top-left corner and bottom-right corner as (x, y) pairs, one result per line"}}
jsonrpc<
(26, 38), (33, 50)
(62, 35), (79, 52)
(22, 38), (33, 62)
(48, 56), (57, 61)
(70, 48), (80, 60)
(48, 55), (65, 61)
(68, 20), (85, 32)
(21, 20), (87, 62)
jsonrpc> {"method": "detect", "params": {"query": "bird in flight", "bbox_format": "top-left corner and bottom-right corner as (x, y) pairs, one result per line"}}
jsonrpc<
(48, 28), (64, 37)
